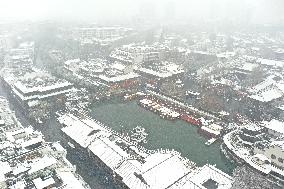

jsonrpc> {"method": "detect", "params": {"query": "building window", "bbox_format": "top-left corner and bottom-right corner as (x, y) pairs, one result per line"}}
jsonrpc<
(271, 154), (276, 159)
(278, 158), (283, 163)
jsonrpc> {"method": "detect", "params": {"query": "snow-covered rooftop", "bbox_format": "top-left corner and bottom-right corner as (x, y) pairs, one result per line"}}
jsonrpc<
(57, 171), (90, 189)
(249, 87), (283, 102)
(33, 177), (55, 189)
(168, 164), (233, 189)
(14, 80), (72, 94)
(138, 63), (184, 78)
(60, 114), (108, 148)
(115, 152), (192, 189)
(262, 119), (284, 135)
(140, 154), (190, 188)
(111, 62), (126, 71)
(28, 155), (58, 174)
(240, 62), (258, 72)
(249, 78), (284, 102)
(271, 141), (284, 150)
(99, 72), (140, 82)
(250, 78), (275, 93)
(259, 58), (284, 68)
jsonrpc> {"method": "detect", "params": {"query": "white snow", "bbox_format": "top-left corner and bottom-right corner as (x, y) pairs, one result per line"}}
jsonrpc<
(262, 119), (284, 135)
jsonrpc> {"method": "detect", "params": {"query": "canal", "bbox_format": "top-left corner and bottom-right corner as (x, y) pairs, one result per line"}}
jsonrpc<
(1, 83), (235, 188)
(90, 99), (235, 174)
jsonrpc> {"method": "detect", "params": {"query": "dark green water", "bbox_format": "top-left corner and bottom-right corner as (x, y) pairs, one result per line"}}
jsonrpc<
(90, 100), (235, 174)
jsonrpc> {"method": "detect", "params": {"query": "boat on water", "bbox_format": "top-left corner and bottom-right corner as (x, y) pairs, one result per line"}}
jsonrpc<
(68, 142), (76, 148)
(131, 126), (148, 144)
(36, 118), (43, 124)
(138, 98), (180, 120)
(198, 123), (223, 138)
(205, 138), (217, 146)
(124, 93), (136, 101)
(180, 114), (201, 126)
(124, 92), (146, 101)
(186, 90), (200, 97)
(134, 126), (142, 132)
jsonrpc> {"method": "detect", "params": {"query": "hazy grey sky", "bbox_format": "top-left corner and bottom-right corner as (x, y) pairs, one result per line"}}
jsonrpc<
(0, 0), (283, 24)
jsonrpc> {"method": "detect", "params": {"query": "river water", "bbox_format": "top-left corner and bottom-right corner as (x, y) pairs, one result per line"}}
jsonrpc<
(1, 83), (235, 188)
(90, 100), (235, 174)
